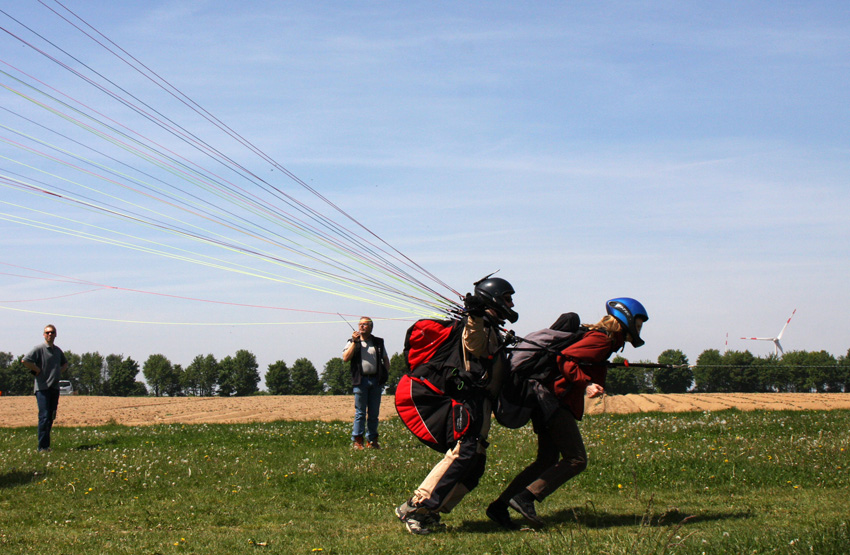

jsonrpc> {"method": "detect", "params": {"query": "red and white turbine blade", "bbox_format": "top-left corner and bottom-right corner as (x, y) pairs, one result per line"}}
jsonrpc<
(777, 309), (796, 340)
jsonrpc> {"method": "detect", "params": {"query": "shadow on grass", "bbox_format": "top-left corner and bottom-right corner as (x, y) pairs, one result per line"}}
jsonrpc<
(458, 506), (753, 534)
(0, 470), (47, 489)
(74, 436), (121, 451)
(550, 505), (753, 528)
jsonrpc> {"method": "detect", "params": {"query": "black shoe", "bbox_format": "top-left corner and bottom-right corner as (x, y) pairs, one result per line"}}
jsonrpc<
(486, 500), (519, 530)
(509, 492), (546, 526)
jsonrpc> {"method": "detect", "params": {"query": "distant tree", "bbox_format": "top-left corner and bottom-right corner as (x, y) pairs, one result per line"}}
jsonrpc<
(0, 352), (14, 394)
(232, 350), (260, 396)
(166, 364), (184, 397)
(217, 355), (236, 397)
(606, 365), (643, 395)
(385, 352), (406, 394)
(722, 350), (758, 392)
(143, 354), (174, 397)
(63, 351), (81, 392)
(184, 354), (218, 396)
(0, 352), (32, 395)
(653, 349), (692, 393)
(692, 349), (724, 393)
(103, 354), (120, 396)
(637, 361), (656, 393)
(130, 381), (149, 396)
(781, 350), (838, 392)
(265, 360), (290, 395)
(607, 355), (637, 395)
(289, 357), (321, 395)
(321, 357), (350, 395)
(106, 355), (141, 397)
(779, 351), (815, 392)
(606, 355), (653, 395)
(752, 353), (782, 392)
(76, 352), (105, 395)
(805, 351), (839, 392)
(839, 349), (850, 392)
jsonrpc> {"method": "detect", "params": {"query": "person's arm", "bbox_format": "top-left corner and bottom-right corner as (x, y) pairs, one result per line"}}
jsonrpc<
(462, 315), (492, 358)
(585, 383), (605, 398)
(342, 332), (359, 362)
(22, 359), (40, 376)
(557, 331), (613, 386)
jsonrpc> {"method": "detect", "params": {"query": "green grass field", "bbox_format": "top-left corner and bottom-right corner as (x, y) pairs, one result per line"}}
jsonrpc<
(1, 409), (848, 554)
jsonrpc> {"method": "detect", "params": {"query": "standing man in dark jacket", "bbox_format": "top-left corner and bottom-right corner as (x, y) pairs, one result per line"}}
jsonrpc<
(22, 324), (69, 452)
(343, 317), (390, 449)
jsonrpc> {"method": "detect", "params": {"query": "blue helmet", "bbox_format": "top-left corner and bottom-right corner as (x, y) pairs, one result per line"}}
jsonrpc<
(606, 298), (648, 347)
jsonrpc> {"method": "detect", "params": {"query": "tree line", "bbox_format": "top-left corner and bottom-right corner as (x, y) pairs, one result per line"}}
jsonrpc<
(606, 348), (850, 395)
(0, 349), (407, 397)
(2, 347), (849, 397)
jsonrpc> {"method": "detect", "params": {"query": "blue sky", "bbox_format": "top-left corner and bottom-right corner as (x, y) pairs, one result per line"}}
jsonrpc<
(1, 1), (848, 383)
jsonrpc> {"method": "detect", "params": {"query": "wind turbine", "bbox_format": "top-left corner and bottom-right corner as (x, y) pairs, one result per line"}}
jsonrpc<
(741, 309), (796, 355)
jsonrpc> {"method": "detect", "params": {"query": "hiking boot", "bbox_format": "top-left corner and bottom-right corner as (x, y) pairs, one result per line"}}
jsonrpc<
(402, 512), (434, 535)
(395, 501), (442, 535)
(509, 491), (545, 526)
(395, 500), (413, 521)
(352, 435), (364, 450)
(366, 439), (380, 449)
(486, 500), (519, 530)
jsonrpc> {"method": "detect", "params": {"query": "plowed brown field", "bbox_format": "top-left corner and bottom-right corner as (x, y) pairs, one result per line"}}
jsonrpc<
(2, 393), (850, 428)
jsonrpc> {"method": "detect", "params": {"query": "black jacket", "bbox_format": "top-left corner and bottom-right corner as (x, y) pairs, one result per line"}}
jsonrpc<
(348, 336), (389, 386)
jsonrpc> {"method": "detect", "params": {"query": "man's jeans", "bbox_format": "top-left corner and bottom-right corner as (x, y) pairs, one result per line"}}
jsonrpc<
(35, 389), (60, 450)
(352, 375), (382, 442)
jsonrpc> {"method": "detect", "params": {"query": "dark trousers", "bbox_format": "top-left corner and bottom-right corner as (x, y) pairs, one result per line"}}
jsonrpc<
(498, 407), (587, 502)
(412, 394), (490, 512)
(35, 389), (60, 450)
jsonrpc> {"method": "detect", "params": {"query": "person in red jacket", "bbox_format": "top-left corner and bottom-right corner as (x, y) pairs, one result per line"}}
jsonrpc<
(486, 298), (648, 529)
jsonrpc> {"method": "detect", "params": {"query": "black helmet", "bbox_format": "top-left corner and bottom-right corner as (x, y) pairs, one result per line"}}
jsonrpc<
(474, 276), (518, 323)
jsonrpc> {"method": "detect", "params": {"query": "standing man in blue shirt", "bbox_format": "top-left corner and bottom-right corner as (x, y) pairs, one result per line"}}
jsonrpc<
(22, 324), (69, 452)
(343, 317), (390, 449)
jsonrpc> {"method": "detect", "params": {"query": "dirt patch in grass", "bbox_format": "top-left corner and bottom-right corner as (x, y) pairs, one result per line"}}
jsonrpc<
(2, 393), (849, 428)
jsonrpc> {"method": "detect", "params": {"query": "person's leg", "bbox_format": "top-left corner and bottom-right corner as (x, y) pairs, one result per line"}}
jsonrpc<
(440, 446), (487, 512)
(364, 376), (382, 445)
(507, 409), (586, 525)
(497, 427), (559, 504)
(526, 409), (587, 500)
(351, 382), (367, 445)
(410, 442), (463, 509)
(488, 422), (558, 529)
(396, 442), (463, 535)
(35, 390), (52, 450)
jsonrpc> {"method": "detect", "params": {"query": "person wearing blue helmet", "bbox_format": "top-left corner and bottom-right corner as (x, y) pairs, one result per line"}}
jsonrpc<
(487, 298), (647, 529)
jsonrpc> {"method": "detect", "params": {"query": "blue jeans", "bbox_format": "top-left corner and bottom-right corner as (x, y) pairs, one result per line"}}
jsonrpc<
(352, 375), (382, 442)
(35, 389), (60, 450)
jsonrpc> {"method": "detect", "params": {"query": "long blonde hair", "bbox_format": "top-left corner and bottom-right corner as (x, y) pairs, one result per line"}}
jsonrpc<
(585, 315), (623, 336)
